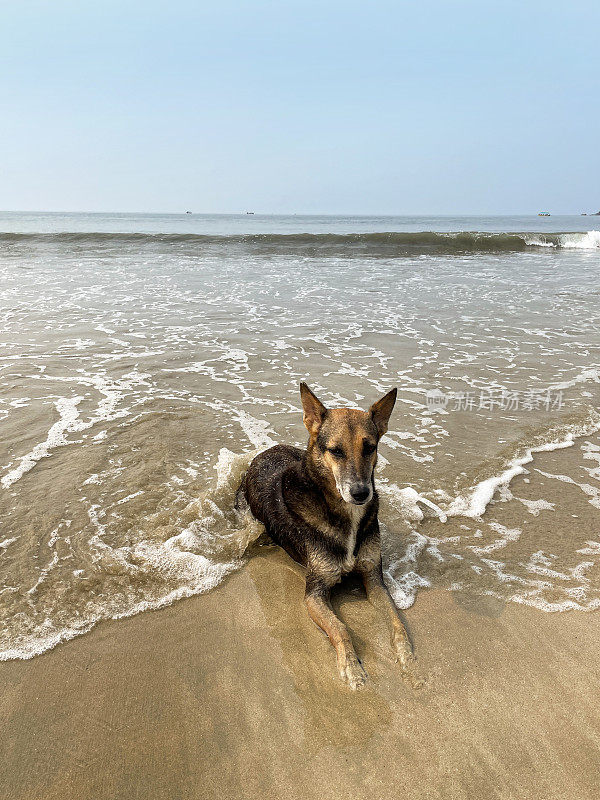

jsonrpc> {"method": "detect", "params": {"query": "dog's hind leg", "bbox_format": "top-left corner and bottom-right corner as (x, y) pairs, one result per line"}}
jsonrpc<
(305, 579), (367, 690)
(361, 566), (424, 688)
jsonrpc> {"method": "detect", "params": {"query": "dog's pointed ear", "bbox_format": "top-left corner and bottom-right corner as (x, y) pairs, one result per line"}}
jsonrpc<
(369, 388), (397, 437)
(300, 382), (327, 435)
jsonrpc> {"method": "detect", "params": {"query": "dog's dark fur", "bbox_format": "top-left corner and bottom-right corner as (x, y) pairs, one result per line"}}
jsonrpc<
(241, 382), (419, 689)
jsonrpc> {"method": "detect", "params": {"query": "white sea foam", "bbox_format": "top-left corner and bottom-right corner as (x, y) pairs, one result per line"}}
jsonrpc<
(582, 452), (600, 481)
(515, 496), (555, 516)
(560, 230), (600, 249)
(380, 419), (600, 615)
(379, 483), (447, 523)
(524, 230), (600, 249)
(577, 541), (600, 556)
(0, 558), (236, 661)
(445, 424), (600, 518)
(523, 236), (556, 248)
(1, 396), (84, 489)
(547, 367), (600, 392)
(384, 527), (434, 609)
(1, 371), (149, 490)
(204, 400), (277, 449)
(535, 469), (600, 510)
(0, 537), (18, 550)
(467, 522), (522, 556)
(0, 447), (263, 661)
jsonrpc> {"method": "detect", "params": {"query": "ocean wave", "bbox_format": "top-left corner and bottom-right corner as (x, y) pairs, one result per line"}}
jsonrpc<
(0, 447), (264, 661)
(1, 230), (598, 253)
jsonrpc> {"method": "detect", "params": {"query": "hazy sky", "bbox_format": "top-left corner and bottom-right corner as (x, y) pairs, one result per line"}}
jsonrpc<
(1, 1), (598, 214)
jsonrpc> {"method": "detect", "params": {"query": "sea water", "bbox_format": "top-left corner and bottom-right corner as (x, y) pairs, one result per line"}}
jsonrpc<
(1, 213), (599, 659)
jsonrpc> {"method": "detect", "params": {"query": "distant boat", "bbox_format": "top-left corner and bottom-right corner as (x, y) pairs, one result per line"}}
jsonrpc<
(185, 211), (192, 215)
(538, 212), (551, 216)
(246, 211), (255, 215)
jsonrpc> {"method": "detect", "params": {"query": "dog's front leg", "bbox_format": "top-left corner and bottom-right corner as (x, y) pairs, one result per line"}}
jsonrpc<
(361, 566), (424, 686)
(305, 578), (367, 690)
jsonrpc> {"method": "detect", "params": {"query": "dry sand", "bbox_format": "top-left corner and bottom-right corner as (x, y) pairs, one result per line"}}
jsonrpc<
(1, 544), (600, 800)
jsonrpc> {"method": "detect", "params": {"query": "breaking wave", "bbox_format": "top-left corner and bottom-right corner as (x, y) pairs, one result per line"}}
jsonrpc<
(1, 230), (599, 254)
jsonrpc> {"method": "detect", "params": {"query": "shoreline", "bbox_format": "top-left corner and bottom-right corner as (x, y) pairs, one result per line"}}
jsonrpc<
(4, 422), (600, 663)
(2, 547), (600, 800)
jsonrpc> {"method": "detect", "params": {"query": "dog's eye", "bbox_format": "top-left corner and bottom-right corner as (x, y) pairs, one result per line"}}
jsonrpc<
(363, 442), (376, 455)
(328, 447), (345, 459)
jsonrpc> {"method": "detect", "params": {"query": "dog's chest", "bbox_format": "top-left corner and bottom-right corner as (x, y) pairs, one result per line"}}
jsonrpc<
(304, 502), (367, 572)
(341, 505), (366, 571)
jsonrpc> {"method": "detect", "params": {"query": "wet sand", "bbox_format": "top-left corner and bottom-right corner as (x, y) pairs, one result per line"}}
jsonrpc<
(2, 545), (599, 800)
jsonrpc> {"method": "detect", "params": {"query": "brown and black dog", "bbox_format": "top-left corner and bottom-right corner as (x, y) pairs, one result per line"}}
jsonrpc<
(241, 382), (419, 689)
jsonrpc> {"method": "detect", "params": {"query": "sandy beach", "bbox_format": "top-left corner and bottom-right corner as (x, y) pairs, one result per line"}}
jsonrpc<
(2, 543), (599, 800)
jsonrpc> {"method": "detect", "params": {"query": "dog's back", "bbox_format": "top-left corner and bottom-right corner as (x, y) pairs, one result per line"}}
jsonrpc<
(243, 444), (305, 558)
(244, 444), (301, 520)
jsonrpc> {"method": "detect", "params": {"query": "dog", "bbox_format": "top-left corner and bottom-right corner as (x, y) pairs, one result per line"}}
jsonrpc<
(240, 382), (418, 689)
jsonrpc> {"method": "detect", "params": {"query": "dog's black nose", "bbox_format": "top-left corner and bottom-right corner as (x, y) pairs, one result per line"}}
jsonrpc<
(349, 483), (370, 503)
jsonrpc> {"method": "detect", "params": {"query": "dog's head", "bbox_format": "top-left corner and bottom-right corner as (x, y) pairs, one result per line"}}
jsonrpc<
(300, 382), (397, 505)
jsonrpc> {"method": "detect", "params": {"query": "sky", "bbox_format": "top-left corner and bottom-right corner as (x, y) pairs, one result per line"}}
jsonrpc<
(1, 0), (598, 215)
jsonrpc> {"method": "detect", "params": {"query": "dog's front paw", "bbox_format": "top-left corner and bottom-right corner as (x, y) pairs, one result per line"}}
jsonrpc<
(338, 653), (367, 690)
(393, 637), (415, 668)
(393, 637), (425, 688)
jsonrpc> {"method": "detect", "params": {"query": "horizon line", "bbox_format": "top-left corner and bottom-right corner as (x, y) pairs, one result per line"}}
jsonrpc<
(1, 209), (597, 217)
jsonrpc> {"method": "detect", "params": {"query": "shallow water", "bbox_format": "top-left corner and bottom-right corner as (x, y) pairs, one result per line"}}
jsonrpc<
(1, 214), (600, 659)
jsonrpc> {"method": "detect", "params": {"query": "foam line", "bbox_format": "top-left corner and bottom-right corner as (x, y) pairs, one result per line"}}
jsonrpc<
(1, 397), (83, 489)
(443, 417), (600, 518)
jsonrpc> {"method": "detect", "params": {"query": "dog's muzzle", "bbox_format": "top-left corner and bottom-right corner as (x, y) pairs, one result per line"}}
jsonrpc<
(348, 483), (372, 505)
